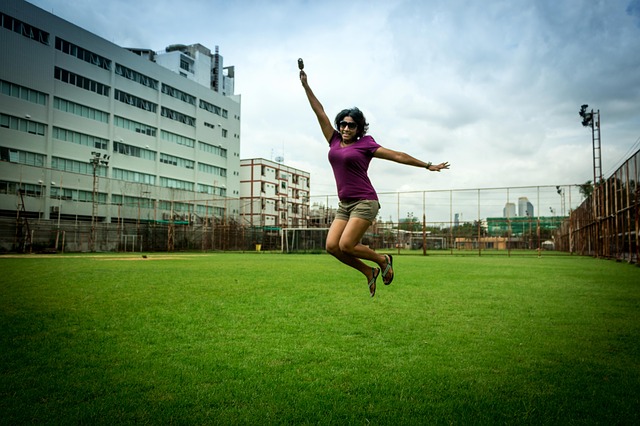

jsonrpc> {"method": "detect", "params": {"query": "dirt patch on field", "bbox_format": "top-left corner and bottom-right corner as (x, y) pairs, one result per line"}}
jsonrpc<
(0, 254), (209, 260)
(95, 256), (191, 261)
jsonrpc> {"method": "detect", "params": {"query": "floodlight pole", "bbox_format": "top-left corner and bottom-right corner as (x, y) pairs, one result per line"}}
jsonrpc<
(556, 186), (566, 217)
(590, 109), (603, 185)
(89, 152), (109, 252)
(90, 153), (99, 251)
(52, 176), (63, 250)
(590, 109), (602, 258)
(579, 105), (603, 257)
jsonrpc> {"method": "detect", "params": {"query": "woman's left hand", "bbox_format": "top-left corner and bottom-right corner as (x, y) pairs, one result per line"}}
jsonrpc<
(428, 162), (450, 172)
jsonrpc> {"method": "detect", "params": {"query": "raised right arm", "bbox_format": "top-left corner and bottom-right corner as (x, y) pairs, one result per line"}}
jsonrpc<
(300, 70), (334, 143)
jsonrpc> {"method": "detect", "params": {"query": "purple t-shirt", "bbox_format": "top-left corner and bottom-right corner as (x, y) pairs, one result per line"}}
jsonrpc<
(328, 131), (381, 201)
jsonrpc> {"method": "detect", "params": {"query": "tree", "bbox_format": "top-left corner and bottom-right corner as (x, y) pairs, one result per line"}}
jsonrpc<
(579, 180), (593, 199)
(451, 221), (486, 237)
(473, 220), (488, 237)
(399, 213), (419, 232)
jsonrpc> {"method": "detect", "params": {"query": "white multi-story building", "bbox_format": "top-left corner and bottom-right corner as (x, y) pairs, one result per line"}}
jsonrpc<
(154, 43), (235, 97)
(0, 0), (241, 227)
(240, 158), (310, 228)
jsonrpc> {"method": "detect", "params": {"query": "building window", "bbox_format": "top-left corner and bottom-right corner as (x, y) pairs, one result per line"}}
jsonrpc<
(197, 183), (226, 196)
(114, 194), (153, 209)
(158, 200), (193, 212)
(54, 67), (110, 97)
(114, 116), (156, 137)
(0, 148), (45, 167)
(50, 186), (76, 201)
(179, 57), (191, 72)
(161, 130), (195, 148)
(112, 168), (155, 185)
(160, 153), (194, 169)
(114, 89), (157, 112)
(113, 141), (155, 161)
(161, 107), (195, 126)
(0, 12), (49, 45)
(198, 163), (226, 177)
(54, 97), (108, 122)
(199, 99), (223, 116)
(56, 37), (111, 70)
(1, 79), (48, 105)
(72, 189), (101, 203)
(161, 83), (196, 105)
(115, 63), (158, 89)
(0, 112), (46, 136)
(64, 188), (106, 204)
(160, 176), (194, 191)
(0, 180), (43, 197)
(52, 157), (106, 177)
(198, 141), (227, 158)
(52, 127), (108, 150)
(196, 204), (225, 217)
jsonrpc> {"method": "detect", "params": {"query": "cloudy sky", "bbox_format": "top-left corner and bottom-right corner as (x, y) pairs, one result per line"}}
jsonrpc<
(27, 0), (640, 205)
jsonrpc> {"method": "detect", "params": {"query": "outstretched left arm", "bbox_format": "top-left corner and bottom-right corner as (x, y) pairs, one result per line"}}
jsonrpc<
(373, 147), (450, 172)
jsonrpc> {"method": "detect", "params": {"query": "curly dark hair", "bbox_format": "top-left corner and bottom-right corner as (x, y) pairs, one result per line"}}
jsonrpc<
(334, 107), (369, 139)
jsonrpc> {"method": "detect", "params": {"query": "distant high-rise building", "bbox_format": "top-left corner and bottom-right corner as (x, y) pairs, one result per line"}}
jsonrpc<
(503, 202), (516, 218)
(518, 197), (534, 217)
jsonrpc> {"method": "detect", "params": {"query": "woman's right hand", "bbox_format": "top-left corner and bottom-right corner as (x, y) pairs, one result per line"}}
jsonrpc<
(299, 70), (308, 87)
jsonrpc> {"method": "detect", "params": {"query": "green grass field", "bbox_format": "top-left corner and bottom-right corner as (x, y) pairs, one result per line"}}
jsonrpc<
(1, 253), (638, 425)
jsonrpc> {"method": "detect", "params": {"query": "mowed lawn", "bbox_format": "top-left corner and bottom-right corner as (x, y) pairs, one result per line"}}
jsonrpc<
(1, 253), (639, 425)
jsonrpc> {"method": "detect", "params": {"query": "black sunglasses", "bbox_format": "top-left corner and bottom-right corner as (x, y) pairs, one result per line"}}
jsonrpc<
(339, 120), (358, 130)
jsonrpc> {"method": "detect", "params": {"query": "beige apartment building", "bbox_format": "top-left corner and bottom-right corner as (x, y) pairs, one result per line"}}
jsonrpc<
(240, 158), (310, 228)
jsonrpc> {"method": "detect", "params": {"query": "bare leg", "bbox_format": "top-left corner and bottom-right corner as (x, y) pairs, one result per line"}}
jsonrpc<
(326, 218), (388, 279)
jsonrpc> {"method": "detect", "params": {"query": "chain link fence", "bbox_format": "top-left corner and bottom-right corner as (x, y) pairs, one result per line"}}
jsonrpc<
(310, 184), (581, 256)
(4, 184), (581, 256)
(4, 150), (637, 259)
(554, 149), (639, 262)
(2, 217), (281, 253)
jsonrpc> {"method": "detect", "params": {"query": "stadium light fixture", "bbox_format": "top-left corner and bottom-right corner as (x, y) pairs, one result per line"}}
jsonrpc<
(579, 104), (593, 128)
(89, 152), (110, 251)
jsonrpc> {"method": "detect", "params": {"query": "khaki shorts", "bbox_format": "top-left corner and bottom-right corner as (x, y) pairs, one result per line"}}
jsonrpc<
(335, 199), (380, 222)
